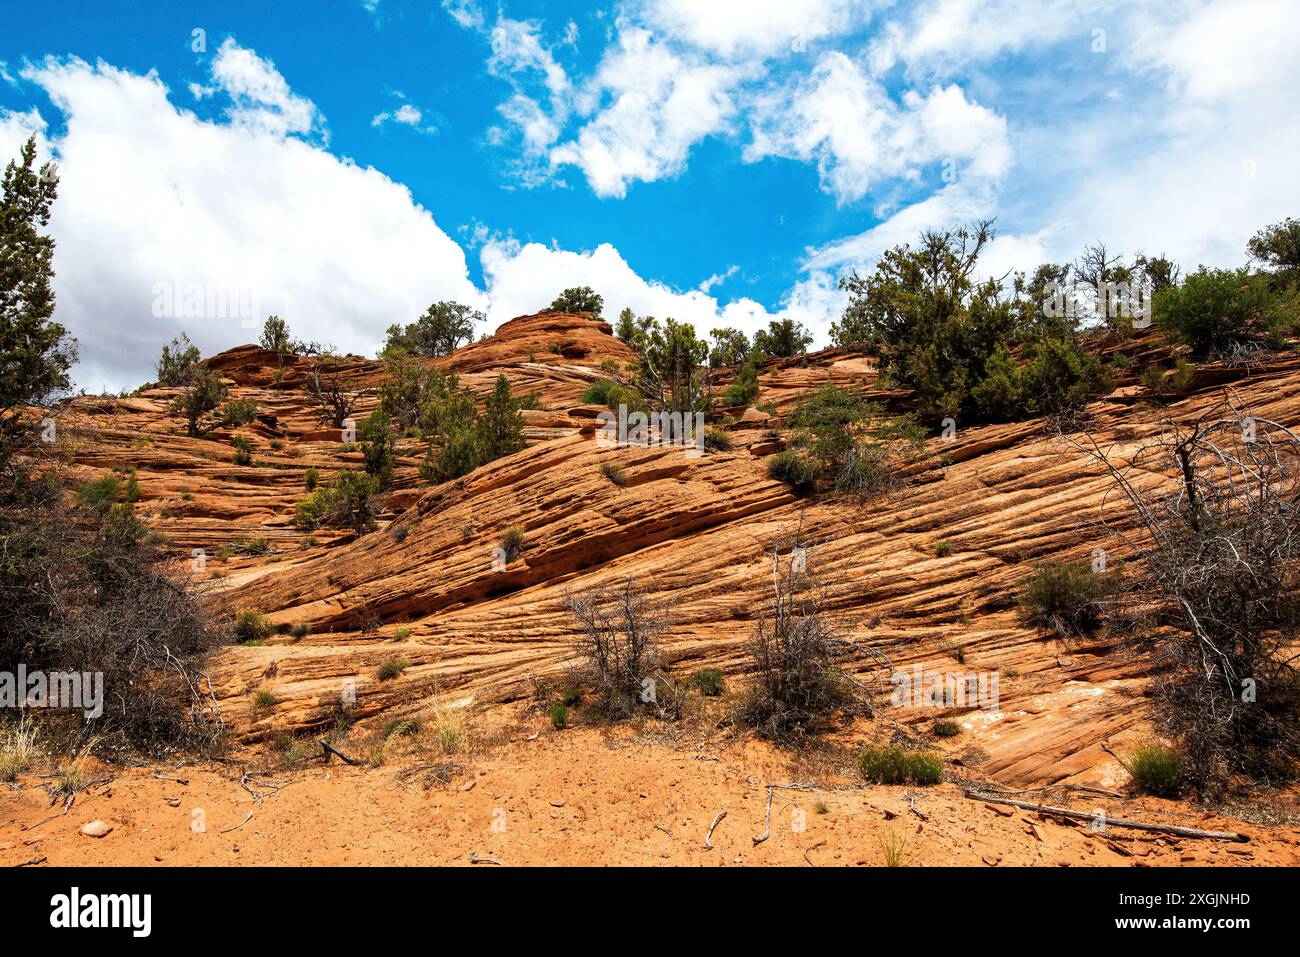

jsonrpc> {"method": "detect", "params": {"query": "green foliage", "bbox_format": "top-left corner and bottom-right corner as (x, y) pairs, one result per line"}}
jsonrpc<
(376, 657), (409, 681)
(785, 385), (925, 499)
(233, 609), (273, 644)
(304, 467), (319, 491)
(293, 469), (379, 535)
(382, 301), (481, 358)
(703, 427), (732, 452)
(170, 366), (229, 437)
(75, 474), (124, 519)
(1247, 217), (1300, 281)
(858, 745), (944, 785)
(689, 668), (725, 696)
(259, 315), (291, 354)
(221, 398), (258, 427)
(600, 461), (627, 486)
(548, 286), (603, 318)
(290, 622), (311, 639)
(359, 408), (396, 489)
(708, 327), (751, 366)
(1014, 336), (1113, 416)
(767, 451), (818, 496)
(1155, 267), (1279, 356)
(932, 719), (961, 738)
(720, 355), (761, 407)
(1018, 560), (1122, 637)
(0, 137), (76, 465)
(231, 435), (253, 466)
(753, 318), (813, 358)
(581, 379), (617, 405)
(155, 332), (201, 387)
(934, 540), (953, 557)
(635, 318), (711, 415)
(418, 374), (532, 485)
(548, 702), (569, 729)
(1126, 742), (1185, 798)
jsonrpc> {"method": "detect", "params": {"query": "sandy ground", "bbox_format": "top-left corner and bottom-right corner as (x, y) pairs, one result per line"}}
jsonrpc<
(3, 713), (1296, 867)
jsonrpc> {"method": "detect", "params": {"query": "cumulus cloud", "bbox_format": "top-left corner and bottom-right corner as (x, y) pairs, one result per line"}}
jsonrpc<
(549, 27), (746, 198)
(191, 38), (323, 139)
(638, 0), (873, 58)
(13, 49), (481, 392)
(371, 94), (438, 134)
(746, 53), (1011, 204)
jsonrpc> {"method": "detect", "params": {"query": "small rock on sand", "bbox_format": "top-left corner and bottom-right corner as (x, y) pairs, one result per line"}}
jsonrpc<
(79, 820), (113, 838)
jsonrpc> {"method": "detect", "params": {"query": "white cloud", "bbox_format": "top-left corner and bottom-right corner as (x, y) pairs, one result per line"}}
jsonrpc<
(746, 52), (1011, 203)
(20, 51), (481, 392)
(638, 0), (873, 58)
(442, 0), (485, 32)
(0, 105), (46, 160)
(192, 38), (323, 139)
(371, 94), (437, 134)
(549, 27), (745, 198)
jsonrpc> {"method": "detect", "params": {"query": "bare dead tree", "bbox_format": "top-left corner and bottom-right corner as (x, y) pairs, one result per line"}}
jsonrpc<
(562, 578), (668, 718)
(1062, 392), (1300, 797)
(741, 530), (890, 741)
(304, 358), (359, 429)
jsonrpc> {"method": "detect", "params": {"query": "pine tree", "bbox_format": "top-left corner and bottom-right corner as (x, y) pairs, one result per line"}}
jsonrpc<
(0, 137), (76, 465)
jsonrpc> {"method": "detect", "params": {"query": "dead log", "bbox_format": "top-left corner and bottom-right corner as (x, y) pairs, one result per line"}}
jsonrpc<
(319, 739), (363, 766)
(967, 792), (1248, 842)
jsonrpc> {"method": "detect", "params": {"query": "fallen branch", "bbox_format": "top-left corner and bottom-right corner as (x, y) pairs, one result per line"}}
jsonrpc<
(966, 792), (1249, 842)
(153, 772), (190, 786)
(14, 856), (46, 867)
(220, 810), (254, 834)
(705, 810), (727, 850)
(753, 789), (774, 845)
(803, 840), (827, 867)
(469, 853), (502, 865)
(319, 739), (363, 766)
(654, 823), (672, 837)
(25, 793), (73, 831)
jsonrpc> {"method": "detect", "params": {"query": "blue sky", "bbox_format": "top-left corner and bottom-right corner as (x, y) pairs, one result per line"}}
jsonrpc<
(2, 0), (1297, 390)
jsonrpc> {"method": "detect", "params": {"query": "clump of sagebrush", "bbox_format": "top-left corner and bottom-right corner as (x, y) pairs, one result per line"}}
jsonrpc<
(233, 609), (272, 644)
(376, 658), (409, 682)
(600, 462), (627, 486)
(1125, 742), (1185, 798)
(1065, 397), (1300, 798)
(562, 578), (668, 719)
(690, 668), (725, 697)
(738, 538), (883, 741)
(767, 450), (818, 496)
(783, 384), (926, 500)
(500, 526), (526, 562)
(859, 745), (944, 785)
(1017, 560), (1122, 638)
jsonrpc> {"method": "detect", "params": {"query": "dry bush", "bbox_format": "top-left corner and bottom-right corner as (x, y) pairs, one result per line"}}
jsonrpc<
(0, 460), (224, 751)
(562, 578), (668, 719)
(739, 536), (887, 741)
(1067, 394), (1300, 797)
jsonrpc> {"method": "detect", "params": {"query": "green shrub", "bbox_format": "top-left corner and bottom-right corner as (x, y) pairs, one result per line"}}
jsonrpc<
(859, 746), (944, 785)
(304, 467), (319, 491)
(240, 536), (271, 555)
(290, 622), (311, 640)
(232, 436), (253, 466)
(376, 658), (409, 682)
(233, 609), (273, 644)
(703, 427), (732, 452)
(690, 668), (725, 696)
(1155, 267), (1279, 356)
(932, 719), (961, 738)
(548, 703), (569, 729)
(75, 474), (124, 518)
(392, 627), (412, 642)
(221, 399), (258, 427)
(767, 451), (818, 496)
(1126, 742), (1185, 797)
(293, 470), (378, 534)
(1018, 561), (1121, 637)
(600, 461), (627, 486)
(581, 379), (617, 405)
(599, 358), (621, 374)
(934, 540), (953, 558)
(252, 688), (278, 709)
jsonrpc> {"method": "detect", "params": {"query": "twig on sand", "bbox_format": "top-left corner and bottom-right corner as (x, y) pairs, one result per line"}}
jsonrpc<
(705, 810), (727, 850)
(26, 793), (73, 831)
(153, 771), (190, 785)
(469, 853), (502, 865)
(753, 789), (775, 845)
(14, 856), (46, 867)
(903, 792), (929, 822)
(965, 792), (1249, 842)
(221, 809), (254, 834)
(319, 739), (363, 766)
(654, 823), (673, 836)
(803, 840), (827, 867)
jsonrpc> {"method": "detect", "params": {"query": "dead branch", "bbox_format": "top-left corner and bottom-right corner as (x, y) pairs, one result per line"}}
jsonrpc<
(965, 792), (1248, 842)
(705, 810), (727, 850)
(319, 739), (363, 766)
(753, 789), (774, 845)
(220, 809), (254, 834)
(469, 853), (502, 865)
